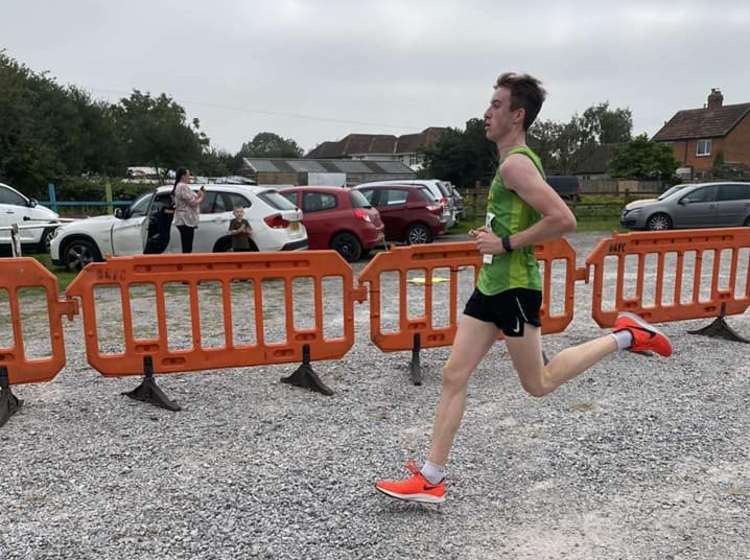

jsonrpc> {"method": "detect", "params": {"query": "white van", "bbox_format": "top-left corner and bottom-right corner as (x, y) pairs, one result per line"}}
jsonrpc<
(0, 182), (60, 252)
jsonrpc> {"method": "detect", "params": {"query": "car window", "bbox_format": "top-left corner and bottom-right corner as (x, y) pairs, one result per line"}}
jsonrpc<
(357, 189), (376, 204)
(128, 193), (153, 218)
(658, 185), (687, 200)
(220, 192), (251, 211)
(416, 187), (434, 202)
(349, 190), (371, 208)
(435, 182), (451, 197)
(279, 191), (298, 206)
(200, 191), (218, 213)
(0, 186), (27, 206)
(259, 190), (298, 210)
(717, 184), (750, 202)
(303, 192), (338, 213)
(681, 186), (717, 204)
(382, 189), (408, 206)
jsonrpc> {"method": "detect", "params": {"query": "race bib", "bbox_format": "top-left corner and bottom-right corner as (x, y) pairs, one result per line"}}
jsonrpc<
(483, 213), (495, 264)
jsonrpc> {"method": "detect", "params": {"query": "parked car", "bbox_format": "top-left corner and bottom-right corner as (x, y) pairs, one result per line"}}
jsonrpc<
(620, 182), (750, 231)
(0, 182), (60, 252)
(279, 186), (384, 262)
(50, 184), (307, 271)
(449, 184), (465, 220)
(352, 184), (445, 244)
(547, 176), (582, 202)
(354, 179), (456, 228)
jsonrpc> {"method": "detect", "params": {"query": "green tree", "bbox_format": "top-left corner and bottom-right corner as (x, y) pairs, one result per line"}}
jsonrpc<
(577, 102), (632, 145)
(197, 148), (235, 176)
(608, 134), (679, 180)
(113, 90), (207, 179)
(529, 102), (632, 175)
(239, 132), (303, 158)
(419, 119), (495, 187)
(0, 51), (79, 195)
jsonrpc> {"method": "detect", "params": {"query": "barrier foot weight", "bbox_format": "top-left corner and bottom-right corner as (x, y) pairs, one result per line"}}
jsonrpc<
(410, 334), (423, 386)
(122, 357), (182, 411)
(281, 345), (333, 396)
(688, 304), (749, 344)
(0, 367), (23, 428)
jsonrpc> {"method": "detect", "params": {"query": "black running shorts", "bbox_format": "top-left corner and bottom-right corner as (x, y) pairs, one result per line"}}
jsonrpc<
(462, 288), (542, 337)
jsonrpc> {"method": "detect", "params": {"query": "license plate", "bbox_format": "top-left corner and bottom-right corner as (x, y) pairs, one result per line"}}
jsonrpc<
(289, 222), (299, 232)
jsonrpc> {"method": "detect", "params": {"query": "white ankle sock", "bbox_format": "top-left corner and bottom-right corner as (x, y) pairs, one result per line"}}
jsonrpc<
(420, 461), (446, 485)
(612, 330), (633, 351)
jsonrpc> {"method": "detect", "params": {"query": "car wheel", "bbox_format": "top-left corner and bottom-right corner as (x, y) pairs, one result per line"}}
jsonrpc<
(406, 223), (432, 245)
(63, 239), (100, 272)
(330, 232), (362, 262)
(41, 227), (57, 253)
(646, 213), (672, 231)
(744, 216), (750, 227)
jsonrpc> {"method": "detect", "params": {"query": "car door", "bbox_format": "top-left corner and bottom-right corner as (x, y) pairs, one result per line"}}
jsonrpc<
(0, 185), (33, 244)
(195, 191), (233, 253)
(111, 192), (154, 255)
(301, 191), (338, 249)
(672, 186), (719, 228)
(716, 184), (750, 226)
(376, 188), (409, 240)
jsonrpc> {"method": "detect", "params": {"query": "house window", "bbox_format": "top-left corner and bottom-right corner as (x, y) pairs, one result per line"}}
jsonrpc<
(696, 139), (711, 157)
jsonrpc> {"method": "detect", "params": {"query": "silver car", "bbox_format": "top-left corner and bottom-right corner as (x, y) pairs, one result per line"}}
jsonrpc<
(620, 182), (750, 230)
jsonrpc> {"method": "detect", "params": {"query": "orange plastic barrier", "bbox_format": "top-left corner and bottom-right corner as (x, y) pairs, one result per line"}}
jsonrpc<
(586, 228), (750, 328)
(358, 239), (581, 355)
(0, 257), (77, 385)
(65, 252), (366, 378)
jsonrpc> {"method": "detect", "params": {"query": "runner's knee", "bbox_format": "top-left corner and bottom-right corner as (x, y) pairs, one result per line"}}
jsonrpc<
(518, 369), (552, 398)
(441, 363), (469, 393)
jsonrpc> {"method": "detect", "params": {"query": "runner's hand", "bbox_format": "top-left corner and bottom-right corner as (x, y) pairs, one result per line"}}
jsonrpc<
(475, 228), (504, 255)
(468, 226), (490, 238)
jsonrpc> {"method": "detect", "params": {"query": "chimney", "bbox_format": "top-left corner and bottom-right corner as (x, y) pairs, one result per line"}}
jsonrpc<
(707, 88), (723, 110)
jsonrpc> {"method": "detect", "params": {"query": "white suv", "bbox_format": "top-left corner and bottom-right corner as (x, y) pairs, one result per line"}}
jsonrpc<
(0, 182), (60, 252)
(354, 179), (456, 228)
(50, 184), (307, 271)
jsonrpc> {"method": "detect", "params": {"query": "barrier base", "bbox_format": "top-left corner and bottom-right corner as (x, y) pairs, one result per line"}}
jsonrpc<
(0, 368), (23, 428)
(280, 345), (333, 396)
(122, 357), (182, 411)
(410, 334), (423, 386)
(688, 314), (749, 344)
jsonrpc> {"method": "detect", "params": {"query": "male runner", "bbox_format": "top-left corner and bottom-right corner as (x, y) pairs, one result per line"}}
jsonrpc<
(375, 72), (672, 504)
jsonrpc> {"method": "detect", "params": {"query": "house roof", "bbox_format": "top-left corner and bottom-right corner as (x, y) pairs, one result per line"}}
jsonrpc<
(241, 158), (415, 176)
(305, 128), (447, 158)
(653, 102), (750, 141)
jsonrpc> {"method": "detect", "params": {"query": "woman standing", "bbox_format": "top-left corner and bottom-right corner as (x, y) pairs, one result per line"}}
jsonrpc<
(172, 168), (204, 253)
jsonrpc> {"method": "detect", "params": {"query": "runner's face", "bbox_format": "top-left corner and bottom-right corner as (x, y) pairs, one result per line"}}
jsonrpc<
(483, 87), (523, 143)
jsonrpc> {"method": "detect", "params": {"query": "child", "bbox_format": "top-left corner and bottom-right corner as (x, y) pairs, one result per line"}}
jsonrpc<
(228, 206), (253, 251)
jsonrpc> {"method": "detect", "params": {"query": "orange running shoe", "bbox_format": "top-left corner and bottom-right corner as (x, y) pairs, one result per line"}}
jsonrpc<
(375, 460), (446, 504)
(614, 312), (673, 357)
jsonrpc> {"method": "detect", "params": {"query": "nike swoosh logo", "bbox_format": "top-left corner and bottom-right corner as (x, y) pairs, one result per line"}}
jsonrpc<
(510, 317), (521, 334)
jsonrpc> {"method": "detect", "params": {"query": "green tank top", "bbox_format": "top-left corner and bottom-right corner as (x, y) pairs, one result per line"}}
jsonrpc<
(476, 146), (544, 296)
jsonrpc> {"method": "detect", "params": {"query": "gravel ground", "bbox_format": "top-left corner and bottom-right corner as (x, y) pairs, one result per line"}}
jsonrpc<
(1, 231), (749, 560)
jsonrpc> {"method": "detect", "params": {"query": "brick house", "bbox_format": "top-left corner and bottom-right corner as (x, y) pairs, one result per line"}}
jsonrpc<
(305, 128), (447, 170)
(653, 89), (750, 178)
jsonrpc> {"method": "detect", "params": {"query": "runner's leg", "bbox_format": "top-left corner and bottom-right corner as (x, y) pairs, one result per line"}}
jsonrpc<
(504, 325), (618, 397)
(427, 315), (500, 465)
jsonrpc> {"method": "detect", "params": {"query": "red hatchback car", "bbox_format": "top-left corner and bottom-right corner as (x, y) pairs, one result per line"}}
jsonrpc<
(353, 184), (445, 244)
(279, 186), (384, 262)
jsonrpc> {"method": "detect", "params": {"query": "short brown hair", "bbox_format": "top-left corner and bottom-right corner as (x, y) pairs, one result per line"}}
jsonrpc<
(495, 73), (546, 130)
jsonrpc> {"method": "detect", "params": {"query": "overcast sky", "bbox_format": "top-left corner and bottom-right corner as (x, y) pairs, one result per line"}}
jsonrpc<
(2, 1), (749, 154)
